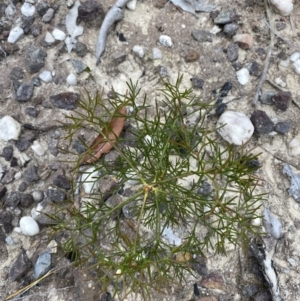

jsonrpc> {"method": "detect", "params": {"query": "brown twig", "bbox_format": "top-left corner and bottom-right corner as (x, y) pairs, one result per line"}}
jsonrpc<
(252, 0), (274, 109)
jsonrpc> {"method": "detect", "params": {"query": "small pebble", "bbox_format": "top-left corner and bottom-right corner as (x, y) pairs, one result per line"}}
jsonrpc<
(250, 110), (274, 134)
(227, 42), (238, 62)
(30, 140), (45, 156)
(132, 45), (145, 58)
(0, 116), (21, 141)
(288, 138), (300, 157)
(21, 2), (35, 17)
(19, 216), (40, 236)
(82, 167), (100, 194)
(44, 31), (55, 44)
(292, 59), (300, 74)
(127, 0), (137, 10)
(191, 30), (213, 42)
(66, 73), (77, 86)
(34, 252), (52, 279)
(72, 59), (86, 74)
(276, 21), (286, 31)
(233, 33), (254, 50)
(290, 52), (300, 62)
(272, 91), (292, 111)
(236, 68), (250, 85)
(185, 50), (199, 62)
(217, 111), (254, 145)
(248, 61), (261, 77)
(214, 9), (237, 24)
(259, 91), (275, 105)
(8, 27), (24, 43)
(275, 77), (286, 87)
(223, 23), (238, 36)
(190, 77), (204, 89)
(32, 190), (44, 202)
(42, 8), (54, 23)
(159, 35), (173, 47)
(52, 28), (66, 41)
(152, 47), (162, 59)
(2, 146), (13, 161)
(39, 70), (52, 83)
(274, 121), (290, 135)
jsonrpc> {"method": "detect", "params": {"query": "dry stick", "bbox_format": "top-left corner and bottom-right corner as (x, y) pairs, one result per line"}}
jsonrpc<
(252, 0), (274, 109)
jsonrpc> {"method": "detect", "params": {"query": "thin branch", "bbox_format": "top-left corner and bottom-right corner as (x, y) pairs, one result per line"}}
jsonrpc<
(252, 0), (274, 109)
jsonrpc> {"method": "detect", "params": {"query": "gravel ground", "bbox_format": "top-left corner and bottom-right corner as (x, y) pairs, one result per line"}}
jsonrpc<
(1, 0), (300, 300)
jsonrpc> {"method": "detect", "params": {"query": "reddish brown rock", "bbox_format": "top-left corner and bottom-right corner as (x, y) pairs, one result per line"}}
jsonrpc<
(185, 50), (200, 62)
(199, 272), (227, 292)
(233, 33), (254, 50)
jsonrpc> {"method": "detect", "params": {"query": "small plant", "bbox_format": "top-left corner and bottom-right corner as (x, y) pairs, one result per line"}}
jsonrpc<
(50, 76), (264, 300)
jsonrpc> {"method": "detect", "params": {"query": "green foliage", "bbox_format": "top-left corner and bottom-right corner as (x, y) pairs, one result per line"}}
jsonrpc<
(50, 76), (264, 299)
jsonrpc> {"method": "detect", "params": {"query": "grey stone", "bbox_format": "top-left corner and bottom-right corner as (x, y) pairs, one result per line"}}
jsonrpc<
(32, 190), (44, 202)
(1, 146), (13, 161)
(9, 67), (24, 81)
(53, 174), (71, 190)
(78, 0), (105, 27)
(16, 83), (34, 102)
(259, 91), (275, 105)
(72, 59), (86, 74)
(25, 46), (47, 74)
(32, 77), (41, 86)
(48, 188), (66, 202)
(274, 121), (290, 135)
(273, 91), (292, 111)
(72, 139), (86, 154)
(3, 191), (21, 208)
(283, 164), (300, 203)
(26, 106), (39, 117)
(74, 42), (88, 57)
(250, 110), (274, 134)
(231, 61), (243, 71)
(223, 23), (238, 36)
(227, 42), (238, 62)
(9, 248), (32, 281)
(0, 184), (7, 198)
(190, 77), (204, 89)
(1, 169), (16, 184)
(24, 165), (40, 182)
(50, 92), (79, 110)
(34, 252), (52, 279)
(242, 284), (259, 297)
(191, 30), (213, 42)
(48, 137), (59, 156)
(36, 2), (49, 16)
(21, 16), (35, 35)
(18, 182), (28, 192)
(20, 194), (34, 208)
(42, 8), (55, 23)
(248, 61), (261, 77)
(214, 9), (237, 24)
(0, 209), (13, 225)
(30, 23), (42, 37)
(16, 132), (36, 151)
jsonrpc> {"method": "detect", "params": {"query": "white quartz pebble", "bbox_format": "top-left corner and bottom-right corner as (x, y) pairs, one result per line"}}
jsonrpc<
(21, 2), (35, 17)
(0, 116), (21, 141)
(39, 70), (52, 83)
(290, 52), (300, 62)
(52, 28), (66, 41)
(20, 216), (40, 236)
(31, 140), (45, 156)
(275, 77), (286, 87)
(82, 167), (100, 194)
(288, 138), (300, 157)
(159, 35), (173, 47)
(132, 45), (145, 58)
(217, 111), (254, 145)
(7, 27), (24, 44)
(236, 68), (250, 85)
(152, 47), (162, 59)
(66, 73), (77, 86)
(293, 59), (300, 74)
(127, 0), (137, 10)
(45, 31), (55, 44)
